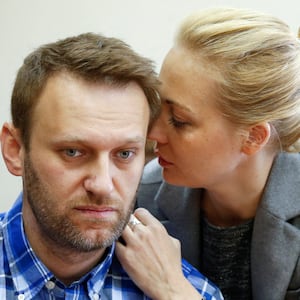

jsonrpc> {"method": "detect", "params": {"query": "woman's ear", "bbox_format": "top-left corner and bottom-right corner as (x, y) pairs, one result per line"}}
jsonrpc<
(1, 123), (23, 176)
(241, 122), (271, 155)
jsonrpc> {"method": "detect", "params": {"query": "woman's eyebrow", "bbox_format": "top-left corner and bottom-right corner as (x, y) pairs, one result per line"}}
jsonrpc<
(164, 99), (194, 114)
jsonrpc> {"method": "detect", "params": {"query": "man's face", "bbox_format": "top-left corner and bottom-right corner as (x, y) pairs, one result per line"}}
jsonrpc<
(22, 72), (150, 252)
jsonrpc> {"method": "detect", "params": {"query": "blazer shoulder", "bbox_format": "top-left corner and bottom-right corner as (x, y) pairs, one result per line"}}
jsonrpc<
(141, 158), (163, 184)
(262, 153), (300, 221)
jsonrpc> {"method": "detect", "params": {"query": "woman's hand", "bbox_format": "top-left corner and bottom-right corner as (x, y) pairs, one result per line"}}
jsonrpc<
(115, 208), (203, 300)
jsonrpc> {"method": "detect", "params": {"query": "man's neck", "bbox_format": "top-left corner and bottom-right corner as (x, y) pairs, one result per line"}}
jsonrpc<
(22, 205), (106, 285)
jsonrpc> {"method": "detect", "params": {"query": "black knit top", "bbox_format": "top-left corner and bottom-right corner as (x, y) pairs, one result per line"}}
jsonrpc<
(201, 217), (254, 300)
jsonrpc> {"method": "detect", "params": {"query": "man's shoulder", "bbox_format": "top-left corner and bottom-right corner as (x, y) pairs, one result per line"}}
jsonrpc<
(0, 212), (6, 236)
(0, 212), (6, 222)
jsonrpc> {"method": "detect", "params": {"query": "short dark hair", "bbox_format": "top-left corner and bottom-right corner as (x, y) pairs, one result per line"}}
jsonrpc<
(11, 32), (161, 148)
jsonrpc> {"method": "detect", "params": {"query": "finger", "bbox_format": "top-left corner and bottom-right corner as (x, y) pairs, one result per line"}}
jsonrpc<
(115, 239), (133, 268)
(171, 236), (181, 250)
(128, 214), (143, 231)
(116, 238), (126, 251)
(120, 224), (135, 244)
(134, 208), (165, 228)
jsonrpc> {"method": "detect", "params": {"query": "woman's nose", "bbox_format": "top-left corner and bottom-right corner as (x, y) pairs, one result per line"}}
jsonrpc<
(148, 114), (168, 144)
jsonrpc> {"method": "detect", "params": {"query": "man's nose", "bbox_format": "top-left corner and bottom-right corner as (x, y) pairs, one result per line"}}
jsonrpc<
(83, 155), (114, 196)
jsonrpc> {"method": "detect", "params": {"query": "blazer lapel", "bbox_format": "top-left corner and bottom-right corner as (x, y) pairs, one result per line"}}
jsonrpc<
(251, 153), (300, 299)
(156, 182), (203, 268)
(252, 209), (300, 299)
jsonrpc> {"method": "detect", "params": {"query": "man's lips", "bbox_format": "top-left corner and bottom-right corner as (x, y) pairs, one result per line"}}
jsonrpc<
(74, 205), (117, 218)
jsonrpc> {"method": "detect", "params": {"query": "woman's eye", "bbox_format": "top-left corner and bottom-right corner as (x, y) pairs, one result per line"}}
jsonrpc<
(168, 116), (188, 128)
(64, 149), (82, 157)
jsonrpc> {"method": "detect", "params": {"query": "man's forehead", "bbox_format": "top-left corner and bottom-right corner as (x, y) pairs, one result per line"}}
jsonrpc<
(32, 73), (150, 128)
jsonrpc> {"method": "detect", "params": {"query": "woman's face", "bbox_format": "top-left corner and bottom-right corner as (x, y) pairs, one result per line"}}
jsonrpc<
(149, 46), (246, 188)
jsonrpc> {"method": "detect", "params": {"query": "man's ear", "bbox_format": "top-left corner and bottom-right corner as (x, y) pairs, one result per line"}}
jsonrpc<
(241, 122), (271, 155)
(1, 123), (23, 176)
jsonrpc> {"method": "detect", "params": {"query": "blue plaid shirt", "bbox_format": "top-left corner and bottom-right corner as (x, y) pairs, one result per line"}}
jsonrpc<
(0, 193), (223, 300)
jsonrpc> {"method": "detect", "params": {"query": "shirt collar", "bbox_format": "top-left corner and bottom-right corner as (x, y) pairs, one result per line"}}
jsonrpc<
(3, 192), (115, 299)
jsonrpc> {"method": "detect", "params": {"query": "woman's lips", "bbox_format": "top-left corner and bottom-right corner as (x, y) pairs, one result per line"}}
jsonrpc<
(158, 156), (173, 168)
(154, 148), (173, 168)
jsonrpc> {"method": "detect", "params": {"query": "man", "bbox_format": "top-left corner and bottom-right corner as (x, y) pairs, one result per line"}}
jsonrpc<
(0, 33), (223, 299)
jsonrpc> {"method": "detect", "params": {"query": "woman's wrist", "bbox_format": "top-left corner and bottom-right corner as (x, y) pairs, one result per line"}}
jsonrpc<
(152, 275), (204, 300)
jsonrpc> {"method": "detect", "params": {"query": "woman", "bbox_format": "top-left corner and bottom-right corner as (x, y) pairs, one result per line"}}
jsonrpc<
(129, 7), (300, 300)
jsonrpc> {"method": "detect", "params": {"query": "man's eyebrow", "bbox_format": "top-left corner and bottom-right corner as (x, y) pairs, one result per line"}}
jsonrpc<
(53, 135), (146, 144)
(123, 136), (146, 144)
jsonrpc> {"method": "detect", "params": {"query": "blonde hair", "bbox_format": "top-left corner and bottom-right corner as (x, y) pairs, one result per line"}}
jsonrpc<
(176, 7), (300, 152)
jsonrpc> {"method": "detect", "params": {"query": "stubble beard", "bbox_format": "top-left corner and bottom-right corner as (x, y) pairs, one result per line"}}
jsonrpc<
(23, 156), (134, 253)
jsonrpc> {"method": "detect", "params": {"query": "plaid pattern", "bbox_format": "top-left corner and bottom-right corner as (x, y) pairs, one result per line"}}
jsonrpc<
(0, 193), (223, 299)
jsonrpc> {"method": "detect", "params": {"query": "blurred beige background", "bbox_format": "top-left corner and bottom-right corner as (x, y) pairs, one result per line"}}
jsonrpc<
(1, 0), (299, 211)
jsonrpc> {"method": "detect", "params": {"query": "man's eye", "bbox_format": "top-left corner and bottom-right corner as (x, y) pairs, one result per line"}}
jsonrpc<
(64, 149), (81, 157)
(118, 150), (134, 160)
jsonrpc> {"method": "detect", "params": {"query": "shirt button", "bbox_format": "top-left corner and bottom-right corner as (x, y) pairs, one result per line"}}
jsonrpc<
(45, 280), (56, 290)
(92, 293), (100, 300)
(18, 295), (25, 300)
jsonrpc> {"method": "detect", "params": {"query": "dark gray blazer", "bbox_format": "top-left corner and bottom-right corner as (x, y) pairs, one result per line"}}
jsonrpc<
(137, 153), (300, 300)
